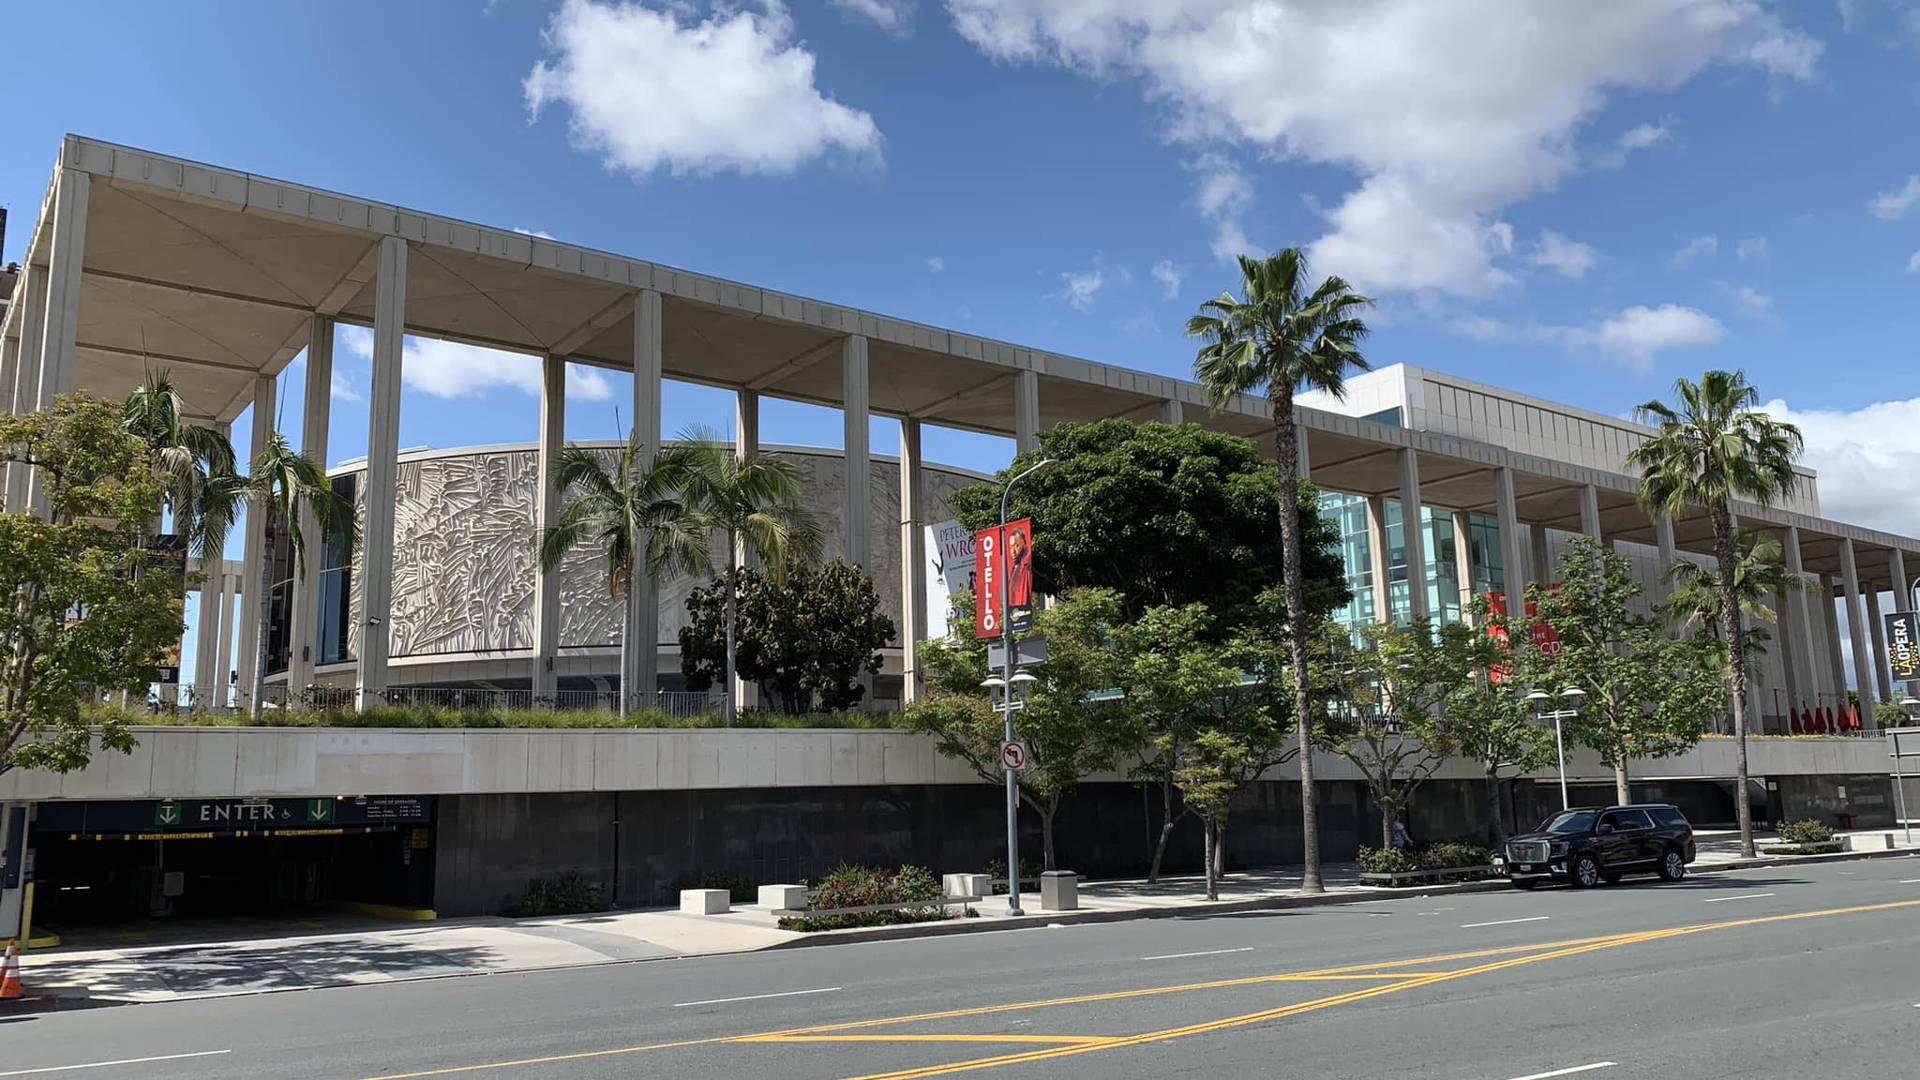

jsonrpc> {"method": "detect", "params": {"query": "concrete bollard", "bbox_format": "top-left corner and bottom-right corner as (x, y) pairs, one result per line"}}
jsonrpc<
(1040, 870), (1079, 911)
(680, 888), (730, 915)
(758, 884), (808, 911)
(943, 873), (991, 899)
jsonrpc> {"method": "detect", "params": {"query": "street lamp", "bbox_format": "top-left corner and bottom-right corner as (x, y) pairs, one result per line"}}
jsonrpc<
(993, 457), (1054, 916)
(1528, 686), (1585, 810)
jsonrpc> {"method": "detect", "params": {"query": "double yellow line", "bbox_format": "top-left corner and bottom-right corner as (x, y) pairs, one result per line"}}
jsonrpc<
(366, 897), (1920, 1080)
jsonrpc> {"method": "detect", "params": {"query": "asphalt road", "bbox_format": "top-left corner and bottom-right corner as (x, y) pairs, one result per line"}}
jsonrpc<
(4, 856), (1918, 1080)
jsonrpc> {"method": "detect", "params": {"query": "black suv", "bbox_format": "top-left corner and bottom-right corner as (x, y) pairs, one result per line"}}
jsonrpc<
(1501, 804), (1695, 889)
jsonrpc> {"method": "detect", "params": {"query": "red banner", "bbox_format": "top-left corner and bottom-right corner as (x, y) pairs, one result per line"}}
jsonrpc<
(974, 518), (1034, 639)
(1485, 588), (1561, 683)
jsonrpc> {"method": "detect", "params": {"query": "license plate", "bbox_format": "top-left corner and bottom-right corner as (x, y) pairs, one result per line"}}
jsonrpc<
(1518, 864), (1534, 872)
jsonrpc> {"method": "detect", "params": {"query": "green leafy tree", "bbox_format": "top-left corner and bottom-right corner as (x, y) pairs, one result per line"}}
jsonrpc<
(670, 431), (823, 724)
(1317, 619), (1484, 850)
(680, 561), (894, 713)
(538, 435), (710, 718)
(1512, 538), (1728, 805)
(1189, 248), (1372, 894)
(1172, 658), (1289, 900)
(1114, 603), (1246, 882)
(902, 589), (1138, 870)
(1628, 369), (1804, 857)
(1457, 597), (1558, 846)
(0, 396), (186, 774)
(945, 419), (1348, 626)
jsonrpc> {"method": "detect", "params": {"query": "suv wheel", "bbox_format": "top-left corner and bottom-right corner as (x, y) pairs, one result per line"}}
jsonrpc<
(1570, 854), (1602, 888)
(1657, 847), (1687, 882)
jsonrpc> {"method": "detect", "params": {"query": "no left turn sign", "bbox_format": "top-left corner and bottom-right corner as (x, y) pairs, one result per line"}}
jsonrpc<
(1000, 740), (1029, 772)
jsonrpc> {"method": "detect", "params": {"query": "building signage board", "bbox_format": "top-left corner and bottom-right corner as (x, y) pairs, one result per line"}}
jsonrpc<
(35, 796), (433, 836)
(1886, 611), (1920, 683)
(974, 518), (1034, 639)
(1484, 589), (1561, 683)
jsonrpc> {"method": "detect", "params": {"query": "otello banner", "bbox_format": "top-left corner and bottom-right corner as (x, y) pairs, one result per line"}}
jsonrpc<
(974, 518), (1034, 639)
(1886, 610), (1920, 683)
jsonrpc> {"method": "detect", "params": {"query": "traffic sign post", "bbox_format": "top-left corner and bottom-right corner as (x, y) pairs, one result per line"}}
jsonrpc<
(1000, 740), (1029, 772)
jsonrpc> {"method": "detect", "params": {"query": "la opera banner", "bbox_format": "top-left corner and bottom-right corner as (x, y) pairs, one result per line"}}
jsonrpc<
(1886, 610), (1920, 684)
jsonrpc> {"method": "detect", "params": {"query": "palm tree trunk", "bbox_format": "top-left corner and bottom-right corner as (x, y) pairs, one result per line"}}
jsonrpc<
(1716, 512), (1756, 858)
(1272, 388), (1323, 893)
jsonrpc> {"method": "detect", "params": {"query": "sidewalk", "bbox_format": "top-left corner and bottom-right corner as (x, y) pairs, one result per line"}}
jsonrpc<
(17, 827), (1916, 1005)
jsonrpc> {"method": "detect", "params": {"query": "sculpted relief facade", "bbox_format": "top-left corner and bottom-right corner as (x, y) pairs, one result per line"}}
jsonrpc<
(343, 444), (976, 661)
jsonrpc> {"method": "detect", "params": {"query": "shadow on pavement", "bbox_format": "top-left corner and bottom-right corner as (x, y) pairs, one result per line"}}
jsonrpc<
(27, 937), (500, 1000)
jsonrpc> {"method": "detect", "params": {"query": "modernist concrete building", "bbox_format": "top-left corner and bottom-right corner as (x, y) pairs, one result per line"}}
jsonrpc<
(3, 136), (1919, 928)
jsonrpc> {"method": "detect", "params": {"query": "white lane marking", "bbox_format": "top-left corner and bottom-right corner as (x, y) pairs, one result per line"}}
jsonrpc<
(1702, 892), (1776, 903)
(1898, 878), (1920, 884)
(672, 986), (841, 1008)
(1504, 1063), (1617, 1080)
(1140, 947), (1255, 961)
(0, 1051), (231, 1077)
(1460, 916), (1550, 929)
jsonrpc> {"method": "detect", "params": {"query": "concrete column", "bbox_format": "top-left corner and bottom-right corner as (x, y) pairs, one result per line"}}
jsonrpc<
(1655, 515), (1678, 576)
(1841, 540), (1874, 709)
(1578, 485), (1601, 541)
(1822, 575), (1848, 707)
(193, 555), (223, 704)
(1451, 510), (1476, 622)
(27, 170), (89, 515)
(1365, 496), (1392, 624)
(1867, 587), (1892, 707)
(843, 335), (872, 569)
(215, 573), (238, 708)
(531, 353), (566, 702)
(1782, 527), (1817, 709)
(1494, 467), (1526, 603)
(1530, 525), (1553, 587)
(0, 324), (16, 422)
(5, 266), (47, 513)
(734, 388), (760, 710)
(1014, 368), (1040, 455)
(1160, 398), (1182, 425)
(356, 236), (408, 711)
(1894, 548), (1913, 615)
(1397, 450), (1429, 622)
(899, 417), (928, 704)
(625, 290), (663, 705)
(235, 376), (276, 714)
(1297, 424), (1311, 481)
(285, 317), (333, 696)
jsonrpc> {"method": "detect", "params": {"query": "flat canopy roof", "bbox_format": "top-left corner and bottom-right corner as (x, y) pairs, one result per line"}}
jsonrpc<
(7, 135), (1917, 586)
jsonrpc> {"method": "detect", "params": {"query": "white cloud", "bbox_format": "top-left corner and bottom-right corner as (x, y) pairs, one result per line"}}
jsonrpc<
(1528, 230), (1598, 280)
(1452, 303), (1724, 370)
(524, 0), (882, 178)
(832, 0), (913, 32)
(1907, 249), (1920, 274)
(946, 0), (1818, 297)
(1670, 234), (1719, 267)
(513, 226), (555, 239)
(338, 328), (611, 402)
(1617, 117), (1675, 152)
(1762, 395), (1920, 534)
(1151, 259), (1185, 299)
(1057, 265), (1107, 311)
(1712, 280), (1773, 319)
(925, 255), (945, 273)
(1870, 174), (1920, 221)
(1189, 153), (1255, 263)
(1736, 236), (1769, 262)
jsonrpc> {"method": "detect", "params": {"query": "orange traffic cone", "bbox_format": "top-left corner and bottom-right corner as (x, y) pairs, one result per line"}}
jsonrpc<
(0, 939), (21, 1000)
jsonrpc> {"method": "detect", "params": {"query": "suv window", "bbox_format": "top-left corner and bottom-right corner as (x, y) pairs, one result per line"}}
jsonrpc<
(1649, 807), (1690, 829)
(1615, 809), (1655, 830)
(1539, 810), (1598, 834)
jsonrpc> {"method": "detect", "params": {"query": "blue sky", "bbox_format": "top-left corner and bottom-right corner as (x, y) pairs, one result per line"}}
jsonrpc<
(6, 0), (1920, 550)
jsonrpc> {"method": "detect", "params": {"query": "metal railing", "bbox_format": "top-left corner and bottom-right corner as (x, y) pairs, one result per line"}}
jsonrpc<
(138, 683), (730, 718)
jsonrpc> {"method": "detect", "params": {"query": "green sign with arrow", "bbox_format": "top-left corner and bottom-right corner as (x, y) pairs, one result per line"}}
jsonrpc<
(154, 801), (181, 827)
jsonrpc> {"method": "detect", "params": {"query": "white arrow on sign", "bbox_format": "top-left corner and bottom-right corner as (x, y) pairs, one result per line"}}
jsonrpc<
(1000, 740), (1029, 772)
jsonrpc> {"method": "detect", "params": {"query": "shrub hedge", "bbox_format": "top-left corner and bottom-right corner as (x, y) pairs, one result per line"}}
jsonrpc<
(1356, 841), (1495, 883)
(777, 864), (950, 932)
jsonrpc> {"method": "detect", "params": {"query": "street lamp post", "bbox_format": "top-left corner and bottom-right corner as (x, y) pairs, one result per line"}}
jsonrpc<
(991, 457), (1053, 916)
(1898, 697), (1919, 844)
(1527, 686), (1586, 810)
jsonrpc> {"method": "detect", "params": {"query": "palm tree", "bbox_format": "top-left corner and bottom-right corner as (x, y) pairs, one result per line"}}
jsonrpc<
(673, 430), (822, 724)
(122, 372), (238, 555)
(1663, 530), (1805, 725)
(537, 435), (711, 719)
(1627, 370), (1803, 858)
(1189, 249), (1371, 894)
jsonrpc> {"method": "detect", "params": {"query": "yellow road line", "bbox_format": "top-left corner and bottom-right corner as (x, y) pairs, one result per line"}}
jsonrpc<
(749, 1035), (1120, 1045)
(364, 897), (1920, 1080)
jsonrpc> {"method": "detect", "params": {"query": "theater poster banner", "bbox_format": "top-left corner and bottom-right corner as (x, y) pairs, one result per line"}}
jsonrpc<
(1886, 610), (1920, 684)
(974, 518), (1035, 639)
(925, 519), (975, 639)
(1484, 589), (1561, 683)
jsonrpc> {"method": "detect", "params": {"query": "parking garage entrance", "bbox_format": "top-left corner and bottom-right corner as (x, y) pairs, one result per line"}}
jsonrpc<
(29, 796), (434, 925)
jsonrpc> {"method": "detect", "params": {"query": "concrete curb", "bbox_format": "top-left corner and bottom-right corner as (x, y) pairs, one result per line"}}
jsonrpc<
(764, 846), (1920, 950)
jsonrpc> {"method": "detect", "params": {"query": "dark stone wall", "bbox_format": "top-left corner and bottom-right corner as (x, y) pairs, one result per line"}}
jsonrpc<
(430, 772), (1888, 916)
